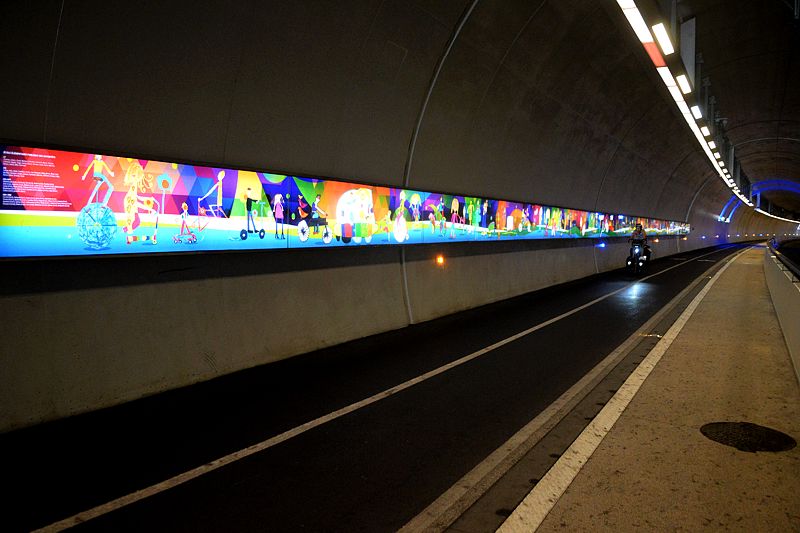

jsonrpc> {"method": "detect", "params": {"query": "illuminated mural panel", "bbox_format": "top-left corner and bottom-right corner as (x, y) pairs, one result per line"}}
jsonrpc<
(0, 145), (689, 258)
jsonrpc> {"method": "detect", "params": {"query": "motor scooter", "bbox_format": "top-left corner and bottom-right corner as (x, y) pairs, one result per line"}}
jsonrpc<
(626, 241), (648, 273)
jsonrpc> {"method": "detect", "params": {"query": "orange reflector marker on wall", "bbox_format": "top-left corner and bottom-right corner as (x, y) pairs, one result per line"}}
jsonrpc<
(436, 254), (445, 267)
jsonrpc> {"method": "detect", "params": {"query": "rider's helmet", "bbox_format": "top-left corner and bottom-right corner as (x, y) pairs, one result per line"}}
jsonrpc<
(635, 223), (643, 231)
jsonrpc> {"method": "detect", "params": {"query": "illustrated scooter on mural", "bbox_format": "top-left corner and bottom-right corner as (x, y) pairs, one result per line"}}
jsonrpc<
(76, 155), (118, 249)
(240, 187), (266, 240)
(173, 202), (198, 244)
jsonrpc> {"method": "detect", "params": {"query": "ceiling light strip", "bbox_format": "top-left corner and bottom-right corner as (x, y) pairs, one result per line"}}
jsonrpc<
(754, 208), (800, 225)
(615, 0), (754, 208)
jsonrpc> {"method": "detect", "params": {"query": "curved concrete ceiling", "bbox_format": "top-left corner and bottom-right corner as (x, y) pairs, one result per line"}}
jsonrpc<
(0, 0), (796, 229)
(681, 0), (800, 213)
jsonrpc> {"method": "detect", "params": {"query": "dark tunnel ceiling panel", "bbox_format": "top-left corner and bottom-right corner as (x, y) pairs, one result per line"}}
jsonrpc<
(683, 0), (800, 213)
(406, 0), (724, 222)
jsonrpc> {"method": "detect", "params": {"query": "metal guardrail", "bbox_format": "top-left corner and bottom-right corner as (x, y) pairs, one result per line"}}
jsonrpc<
(769, 239), (800, 282)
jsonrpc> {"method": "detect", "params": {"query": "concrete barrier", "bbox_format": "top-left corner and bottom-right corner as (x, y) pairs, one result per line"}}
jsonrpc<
(763, 248), (800, 385)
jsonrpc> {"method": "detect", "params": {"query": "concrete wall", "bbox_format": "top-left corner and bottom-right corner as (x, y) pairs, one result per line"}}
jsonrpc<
(764, 248), (800, 385)
(0, 0), (795, 431)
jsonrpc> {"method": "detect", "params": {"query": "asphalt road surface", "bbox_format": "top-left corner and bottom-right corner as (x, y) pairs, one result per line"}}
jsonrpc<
(0, 243), (748, 533)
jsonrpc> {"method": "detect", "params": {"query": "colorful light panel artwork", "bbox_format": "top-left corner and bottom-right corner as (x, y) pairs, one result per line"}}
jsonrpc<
(0, 145), (689, 258)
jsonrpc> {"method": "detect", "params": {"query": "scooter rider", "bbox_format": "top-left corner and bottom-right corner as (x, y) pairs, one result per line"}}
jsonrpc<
(629, 223), (651, 261)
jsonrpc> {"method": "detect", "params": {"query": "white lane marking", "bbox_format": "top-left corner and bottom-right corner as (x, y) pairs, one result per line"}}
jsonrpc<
(697, 259), (717, 262)
(398, 257), (715, 533)
(496, 247), (749, 533)
(34, 246), (735, 533)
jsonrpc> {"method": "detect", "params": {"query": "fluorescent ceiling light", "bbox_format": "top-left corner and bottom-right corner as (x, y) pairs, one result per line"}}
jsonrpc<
(656, 67), (676, 87)
(621, 5), (654, 43)
(754, 209), (800, 224)
(675, 74), (691, 94)
(651, 23), (675, 54)
(614, 3), (763, 227)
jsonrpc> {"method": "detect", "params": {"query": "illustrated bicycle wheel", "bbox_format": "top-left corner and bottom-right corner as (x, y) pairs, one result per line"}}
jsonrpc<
(77, 203), (118, 250)
(322, 226), (332, 244)
(298, 220), (310, 242)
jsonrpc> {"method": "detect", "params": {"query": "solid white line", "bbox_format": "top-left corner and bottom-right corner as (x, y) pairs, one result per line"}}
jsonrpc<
(398, 264), (709, 533)
(496, 247), (749, 533)
(399, 247), (726, 532)
(34, 246), (734, 532)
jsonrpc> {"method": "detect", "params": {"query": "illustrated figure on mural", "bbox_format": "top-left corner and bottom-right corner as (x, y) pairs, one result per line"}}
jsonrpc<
(198, 170), (227, 218)
(297, 193), (332, 244)
(122, 161), (159, 245)
(497, 204), (507, 234)
(521, 205), (532, 232)
(240, 187), (266, 240)
(272, 193), (285, 239)
(409, 194), (421, 222)
(312, 194), (328, 235)
(81, 154), (115, 206)
(449, 198), (461, 239)
(246, 188), (257, 232)
(482, 199), (489, 235)
(173, 201), (197, 244)
(393, 190), (410, 243)
(427, 196), (446, 236)
(380, 211), (393, 242)
(471, 199), (482, 238)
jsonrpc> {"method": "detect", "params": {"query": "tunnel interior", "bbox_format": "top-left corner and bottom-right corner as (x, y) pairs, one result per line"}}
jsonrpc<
(0, 0), (798, 431)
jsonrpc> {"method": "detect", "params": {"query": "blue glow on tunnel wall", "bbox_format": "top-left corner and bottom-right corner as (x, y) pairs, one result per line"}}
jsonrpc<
(0, 144), (690, 258)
